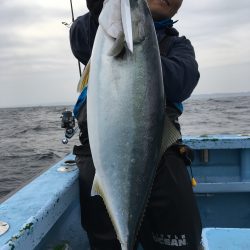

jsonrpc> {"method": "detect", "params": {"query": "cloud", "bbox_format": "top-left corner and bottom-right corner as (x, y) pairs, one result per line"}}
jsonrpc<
(194, 61), (250, 95)
(0, 1), (69, 27)
(0, 0), (80, 78)
(0, 0), (250, 107)
(175, 0), (250, 68)
(0, 0), (88, 107)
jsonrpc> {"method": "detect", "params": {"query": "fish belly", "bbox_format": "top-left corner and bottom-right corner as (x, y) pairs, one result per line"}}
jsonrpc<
(87, 0), (165, 249)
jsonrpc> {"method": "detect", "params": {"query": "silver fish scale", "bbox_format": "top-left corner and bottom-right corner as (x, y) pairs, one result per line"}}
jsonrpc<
(87, 0), (165, 249)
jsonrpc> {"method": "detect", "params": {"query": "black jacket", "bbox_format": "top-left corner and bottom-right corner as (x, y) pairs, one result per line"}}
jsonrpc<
(69, 10), (199, 132)
(70, 13), (199, 104)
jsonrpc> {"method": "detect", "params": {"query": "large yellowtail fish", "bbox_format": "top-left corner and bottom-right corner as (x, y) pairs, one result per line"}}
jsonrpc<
(87, 0), (179, 249)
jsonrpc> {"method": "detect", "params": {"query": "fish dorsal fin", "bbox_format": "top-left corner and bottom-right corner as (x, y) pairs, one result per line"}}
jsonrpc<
(121, 0), (133, 53)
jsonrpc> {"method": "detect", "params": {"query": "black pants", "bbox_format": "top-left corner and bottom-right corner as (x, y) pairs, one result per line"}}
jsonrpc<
(74, 143), (202, 250)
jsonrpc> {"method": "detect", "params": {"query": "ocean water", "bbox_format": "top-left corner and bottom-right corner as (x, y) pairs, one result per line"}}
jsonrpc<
(0, 93), (250, 200)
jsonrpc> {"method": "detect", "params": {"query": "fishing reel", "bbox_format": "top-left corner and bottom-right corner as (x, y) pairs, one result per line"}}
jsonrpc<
(61, 110), (78, 144)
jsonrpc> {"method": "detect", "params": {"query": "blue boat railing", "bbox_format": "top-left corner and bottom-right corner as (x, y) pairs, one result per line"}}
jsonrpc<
(184, 135), (250, 193)
(0, 135), (250, 249)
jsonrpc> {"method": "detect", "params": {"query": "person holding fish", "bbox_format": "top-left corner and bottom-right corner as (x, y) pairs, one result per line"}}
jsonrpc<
(70, 0), (202, 249)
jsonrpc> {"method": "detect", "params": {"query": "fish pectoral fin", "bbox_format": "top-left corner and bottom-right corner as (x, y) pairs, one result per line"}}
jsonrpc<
(160, 115), (181, 157)
(108, 31), (125, 57)
(91, 175), (102, 197)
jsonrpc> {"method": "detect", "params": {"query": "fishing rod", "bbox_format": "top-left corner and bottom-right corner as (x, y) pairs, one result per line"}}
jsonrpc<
(69, 0), (75, 23)
(69, 0), (82, 77)
(60, 0), (82, 145)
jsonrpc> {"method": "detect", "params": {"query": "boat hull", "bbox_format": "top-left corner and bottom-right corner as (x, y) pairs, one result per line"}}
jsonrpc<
(1, 135), (250, 249)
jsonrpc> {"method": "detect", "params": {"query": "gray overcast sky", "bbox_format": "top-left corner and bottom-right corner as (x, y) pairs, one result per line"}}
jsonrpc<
(0, 0), (250, 107)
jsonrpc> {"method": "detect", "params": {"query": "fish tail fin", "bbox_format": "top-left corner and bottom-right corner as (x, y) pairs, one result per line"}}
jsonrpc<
(99, 0), (133, 54)
(121, 0), (133, 53)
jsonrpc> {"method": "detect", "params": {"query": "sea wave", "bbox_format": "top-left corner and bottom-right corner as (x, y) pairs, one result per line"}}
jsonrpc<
(1, 94), (250, 199)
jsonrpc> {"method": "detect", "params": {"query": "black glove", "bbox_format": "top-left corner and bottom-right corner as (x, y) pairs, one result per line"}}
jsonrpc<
(86, 0), (104, 17)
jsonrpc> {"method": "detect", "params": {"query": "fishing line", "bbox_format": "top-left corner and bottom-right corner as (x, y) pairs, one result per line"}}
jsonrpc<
(70, 0), (75, 22)
(69, 0), (82, 77)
